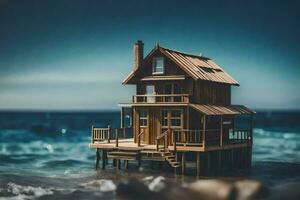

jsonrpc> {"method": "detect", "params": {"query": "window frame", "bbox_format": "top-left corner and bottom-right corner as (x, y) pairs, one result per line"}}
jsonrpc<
(139, 110), (148, 127)
(161, 109), (183, 128)
(152, 57), (165, 75)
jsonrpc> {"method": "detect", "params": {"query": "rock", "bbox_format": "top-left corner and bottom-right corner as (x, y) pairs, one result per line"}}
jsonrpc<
(268, 181), (300, 200)
(189, 180), (235, 200)
(234, 180), (268, 200)
(116, 178), (159, 200)
(148, 176), (165, 192)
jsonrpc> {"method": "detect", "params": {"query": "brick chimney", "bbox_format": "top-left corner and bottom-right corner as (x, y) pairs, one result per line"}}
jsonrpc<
(134, 40), (144, 70)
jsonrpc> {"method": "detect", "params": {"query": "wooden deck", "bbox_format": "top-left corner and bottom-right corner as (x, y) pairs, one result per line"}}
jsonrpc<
(89, 138), (250, 152)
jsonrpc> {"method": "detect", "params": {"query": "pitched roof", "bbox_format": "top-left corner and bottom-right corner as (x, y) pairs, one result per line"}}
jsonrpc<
(189, 104), (255, 115)
(123, 45), (239, 85)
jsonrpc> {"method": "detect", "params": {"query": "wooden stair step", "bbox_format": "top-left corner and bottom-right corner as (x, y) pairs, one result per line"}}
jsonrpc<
(165, 155), (175, 159)
(171, 163), (181, 168)
(108, 151), (139, 156)
(117, 147), (140, 151)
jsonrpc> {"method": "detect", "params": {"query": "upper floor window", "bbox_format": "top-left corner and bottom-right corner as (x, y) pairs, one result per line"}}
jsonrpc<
(152, 57), (164, 74)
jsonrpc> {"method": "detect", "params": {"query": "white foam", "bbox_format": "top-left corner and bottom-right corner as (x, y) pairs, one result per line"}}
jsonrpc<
(0, 182), (53, 200)
(81, 179), (116, 192)
(148, 176), (165, 192)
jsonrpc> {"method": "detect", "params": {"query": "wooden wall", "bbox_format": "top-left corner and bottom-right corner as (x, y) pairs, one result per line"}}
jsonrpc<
(132, 106), (188, 145)
(192, 80), (231, 105)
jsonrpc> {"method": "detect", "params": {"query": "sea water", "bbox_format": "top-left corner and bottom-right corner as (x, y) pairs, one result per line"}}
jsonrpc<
(0, 111), (300, 199)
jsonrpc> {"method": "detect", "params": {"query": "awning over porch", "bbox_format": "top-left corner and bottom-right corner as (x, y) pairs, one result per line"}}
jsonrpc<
(189, 104), (255, 115)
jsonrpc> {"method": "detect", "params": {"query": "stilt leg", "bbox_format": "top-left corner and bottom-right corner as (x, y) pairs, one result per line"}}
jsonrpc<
(207, 152), (210, 175)
(181, 152), (186, 175)
(218, 151), (221, 172)
(125, 160), (129, 169)
(196, 152), (200, 177)
(95, 148), (100, 170)
(101, 150), (106, 169)
(116, 159), (121, 169)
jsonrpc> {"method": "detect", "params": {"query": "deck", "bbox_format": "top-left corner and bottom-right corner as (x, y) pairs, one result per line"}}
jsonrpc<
(89, 138), (251, 152)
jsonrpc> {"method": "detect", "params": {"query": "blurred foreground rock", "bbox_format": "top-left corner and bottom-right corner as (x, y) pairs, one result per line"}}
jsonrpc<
(116, 177), (299, 200)
(189, 180), (235, 200)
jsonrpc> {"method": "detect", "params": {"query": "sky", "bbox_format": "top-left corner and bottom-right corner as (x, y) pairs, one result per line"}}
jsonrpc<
(0, 0), (299, 110)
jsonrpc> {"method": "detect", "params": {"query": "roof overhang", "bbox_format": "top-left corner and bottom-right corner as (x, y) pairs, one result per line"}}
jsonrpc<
(189, 104), (255, 115)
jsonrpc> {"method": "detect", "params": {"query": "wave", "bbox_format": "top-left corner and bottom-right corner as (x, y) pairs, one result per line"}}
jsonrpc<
(80, 179), (116, 192)
(0, 182), (53, 200)
(40, 159), (89, 168)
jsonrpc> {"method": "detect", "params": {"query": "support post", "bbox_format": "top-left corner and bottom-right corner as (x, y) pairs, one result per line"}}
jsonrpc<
(91, 125), (95, 144)
(220, 115), (223, 147)
(120, 107), (124, 128)
(207, 152), (210, 174)
(249, 114), (254, 167)
(203, 115), (206, 149)
(173, 130), (177, 153)
(115, 128), (119, 147)
(181, 152), (186, 174)
(101, 150), (106, 169)
(116, 159), (121, 169)
(196, 152), (200, 177)
(95, 148), (100, 170)
(218, 151), (221, 172)
(108, 125), (111, 143)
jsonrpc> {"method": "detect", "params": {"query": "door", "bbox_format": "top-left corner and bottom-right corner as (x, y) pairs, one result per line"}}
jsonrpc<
(138, 110), (149, 144)
(146, 85), (155, 103)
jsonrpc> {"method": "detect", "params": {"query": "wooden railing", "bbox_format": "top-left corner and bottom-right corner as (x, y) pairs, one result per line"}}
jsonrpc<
(137, 128), (145, 147)
(114, 127), (133, 147)
(91, 125), (111, 143)
(91, 126), (132, 146)
(227, 129), (251, 145)
(132, 94), (189, 104)
(156, 129), (169, 151)
(173, 129), (204, 146)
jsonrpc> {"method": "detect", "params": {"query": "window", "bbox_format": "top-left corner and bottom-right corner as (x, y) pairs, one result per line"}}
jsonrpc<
(161, 109), (182, 127)
(164, 83), (181, 102)
(162, 110), (168, 127)
(171, 110), (182, 127)
(139, 111), (148, 127)
(152, 57), (164, 74)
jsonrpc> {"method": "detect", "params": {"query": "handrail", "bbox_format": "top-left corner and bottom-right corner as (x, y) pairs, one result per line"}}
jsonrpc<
(135, 94), (189, 97)
(133, 94), (189, 103)
(91, 125), (111, 143)
(137, 129), (145, 147)
(156, 129), (169, 151)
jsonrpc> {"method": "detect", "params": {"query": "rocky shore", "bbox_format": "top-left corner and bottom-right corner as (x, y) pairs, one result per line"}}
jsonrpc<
(115, 176), (300, 200)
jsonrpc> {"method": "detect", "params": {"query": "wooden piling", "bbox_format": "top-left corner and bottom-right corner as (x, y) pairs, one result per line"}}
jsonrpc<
(207, 152), (210, 175)
(95, 148), (100, 170)
(124, 160), (129, 169)
(181, 152), (186, 174)
(196, 152), (200, 177)
(116, 159), (121, 169)
(101, 150), (106, 169)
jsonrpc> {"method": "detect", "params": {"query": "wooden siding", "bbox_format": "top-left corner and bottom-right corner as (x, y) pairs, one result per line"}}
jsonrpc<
(192, 80), (231, 105)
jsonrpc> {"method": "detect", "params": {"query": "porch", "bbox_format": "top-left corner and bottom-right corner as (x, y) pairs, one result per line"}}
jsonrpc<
(89, 126), (252, 152)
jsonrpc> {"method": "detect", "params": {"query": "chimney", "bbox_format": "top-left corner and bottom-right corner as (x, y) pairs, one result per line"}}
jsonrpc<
(134, 40), (144, 70)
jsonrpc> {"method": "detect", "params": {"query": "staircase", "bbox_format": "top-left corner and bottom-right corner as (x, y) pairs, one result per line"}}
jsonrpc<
(107, 147), (180, 169)
(158, 147), (181, 168)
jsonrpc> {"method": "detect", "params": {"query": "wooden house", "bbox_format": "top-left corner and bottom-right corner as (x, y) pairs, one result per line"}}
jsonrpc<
(89, 41), (255, 176)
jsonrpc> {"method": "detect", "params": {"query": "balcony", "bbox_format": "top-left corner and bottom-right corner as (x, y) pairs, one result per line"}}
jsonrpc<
(132, 94), (189, 104)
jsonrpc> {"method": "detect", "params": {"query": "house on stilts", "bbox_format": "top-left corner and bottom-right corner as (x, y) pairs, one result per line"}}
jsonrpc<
(89, 40), (255, 176)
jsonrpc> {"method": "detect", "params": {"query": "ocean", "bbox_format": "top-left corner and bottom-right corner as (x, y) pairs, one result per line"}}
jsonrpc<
(0, 110), (300, 199)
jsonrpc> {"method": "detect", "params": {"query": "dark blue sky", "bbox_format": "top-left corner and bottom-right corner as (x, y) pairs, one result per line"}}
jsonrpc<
(0, 0), (299, 110)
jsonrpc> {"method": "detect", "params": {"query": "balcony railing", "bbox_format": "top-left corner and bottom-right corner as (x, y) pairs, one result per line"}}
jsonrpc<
(132, 94), (189, 104)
